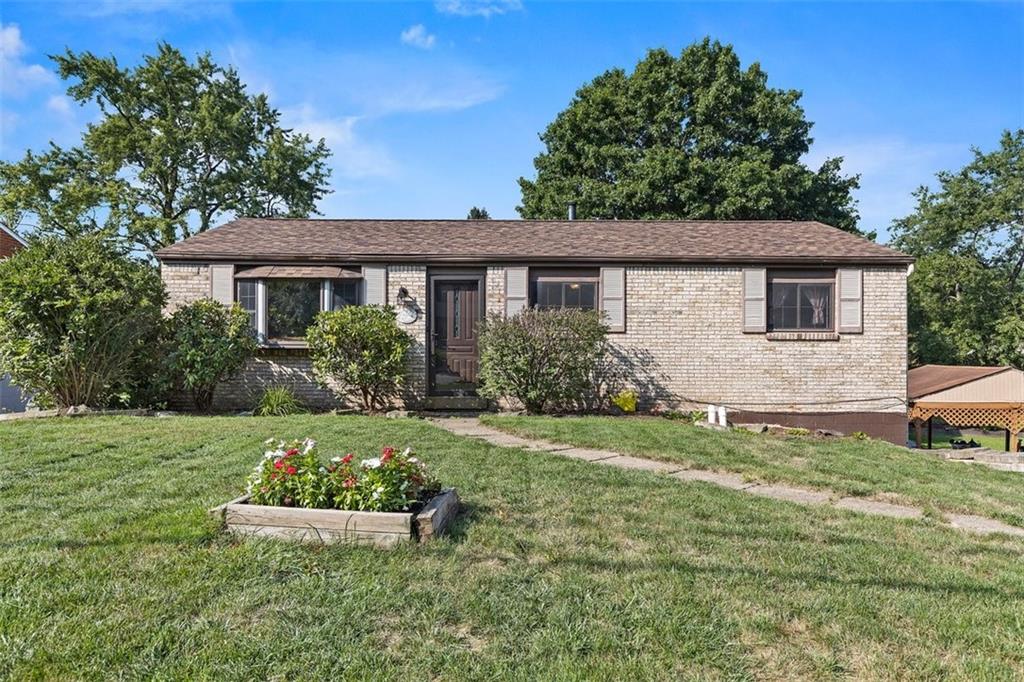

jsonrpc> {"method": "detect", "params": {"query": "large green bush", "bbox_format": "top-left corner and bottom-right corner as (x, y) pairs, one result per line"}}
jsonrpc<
(306, 306), (412, 412)
(166, 299), (258, 412)
(0, 235), (165, 408)
(478, 308), (611, 413)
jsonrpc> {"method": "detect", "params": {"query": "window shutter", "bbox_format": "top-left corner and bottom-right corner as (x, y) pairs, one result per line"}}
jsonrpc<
(837, 268), (863, 333)
(600, 267), (626, 332)
(505, 267), (528, 316)
(363, 265), (387, 305)
(742, 268), (767, 333)
(209, 264), (234, 306)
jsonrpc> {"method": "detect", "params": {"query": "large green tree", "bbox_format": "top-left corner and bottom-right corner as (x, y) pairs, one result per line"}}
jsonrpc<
(518, 38), (861, 233)
(891, 129), (1024, 366)
(0, 44), (331, 254)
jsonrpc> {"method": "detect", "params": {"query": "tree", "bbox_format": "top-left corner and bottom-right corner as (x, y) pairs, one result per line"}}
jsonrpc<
(166, 299), (258, 412)
(467, 206), (491, 219)
(891, 130), (1024, 366)
(518, 38), (861, 233)
(0, 44), (332, 254)
(0, 235), (166, 408)
(306, 306), (412, 412)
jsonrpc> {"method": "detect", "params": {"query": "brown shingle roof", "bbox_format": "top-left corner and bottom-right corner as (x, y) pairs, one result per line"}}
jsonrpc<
(908, 364), (1012, 400)
(155, 218), (913, 265)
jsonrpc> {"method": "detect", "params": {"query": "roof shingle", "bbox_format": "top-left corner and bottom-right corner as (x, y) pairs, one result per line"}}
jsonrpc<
(155, 218), (913, 265)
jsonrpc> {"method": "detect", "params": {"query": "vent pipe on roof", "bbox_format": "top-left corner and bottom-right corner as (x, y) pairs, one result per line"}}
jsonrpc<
(567, 202), (577, 220)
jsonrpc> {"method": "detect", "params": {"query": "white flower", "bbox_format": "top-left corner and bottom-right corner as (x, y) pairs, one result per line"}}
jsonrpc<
(362, 457), (381, 469)
(330, 456), (342, 463)
(264, 438), (275, 445)
(302, 438), (316, 454)
(408, 456), (420, 464)
(402, 447), (412, 457)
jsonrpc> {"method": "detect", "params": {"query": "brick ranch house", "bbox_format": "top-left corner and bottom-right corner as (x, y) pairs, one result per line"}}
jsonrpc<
(156, 218), (913, 443)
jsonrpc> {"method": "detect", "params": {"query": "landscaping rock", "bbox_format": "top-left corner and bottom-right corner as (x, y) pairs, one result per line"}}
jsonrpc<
(814, 428), (844, 438)
(235, 410), (254, 417)
(737, 423), (769, 434)
(154, 411), (179, 418)
(386, 410), (410, 419)
(65, 405), (91, 415)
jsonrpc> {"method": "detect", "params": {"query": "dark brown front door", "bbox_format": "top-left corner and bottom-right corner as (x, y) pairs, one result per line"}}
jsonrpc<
(430, 277), (483, 396)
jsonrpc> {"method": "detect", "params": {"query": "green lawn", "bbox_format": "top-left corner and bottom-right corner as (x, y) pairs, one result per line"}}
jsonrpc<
(482, 415), (1024, 528)
(2, 416), (1024, 679)
(908, 430), (1007, 451)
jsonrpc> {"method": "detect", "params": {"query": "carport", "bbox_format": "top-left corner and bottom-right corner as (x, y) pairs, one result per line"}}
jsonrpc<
(908, 364), (1024, 452)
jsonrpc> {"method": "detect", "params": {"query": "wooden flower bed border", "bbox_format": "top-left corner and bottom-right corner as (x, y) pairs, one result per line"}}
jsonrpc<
(210, 488), (460, 548)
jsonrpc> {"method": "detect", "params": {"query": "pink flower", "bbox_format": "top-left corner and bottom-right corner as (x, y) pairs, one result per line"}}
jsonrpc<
(286, 466), (297, 475)
(274, 460), (284, 470)
(343, 476), (356, 489)
(341, 453), (354, 464)
(381, 446), (395, 463)
(285, 448), (299, 457)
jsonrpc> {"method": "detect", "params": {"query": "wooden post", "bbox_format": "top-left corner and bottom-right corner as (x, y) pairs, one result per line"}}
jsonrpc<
(913, 420), (923, 449)
(927, 417), (933, 449)
(1006, 428), (1011, 452)
(1012, 431), (1019, 455)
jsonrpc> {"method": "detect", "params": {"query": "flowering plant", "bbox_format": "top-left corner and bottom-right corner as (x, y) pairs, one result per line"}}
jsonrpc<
(246, 439), (439, 512)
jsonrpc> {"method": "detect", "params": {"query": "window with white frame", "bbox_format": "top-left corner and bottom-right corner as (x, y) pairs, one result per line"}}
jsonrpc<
(236, 278), (363, 343)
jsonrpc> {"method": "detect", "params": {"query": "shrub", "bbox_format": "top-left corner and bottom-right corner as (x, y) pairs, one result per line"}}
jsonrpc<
(255, 386), (305, 416)
(0, 235), (166, 408)
(166, 299), (258, 412)
(477, 308), (610, 413)
(247, 438), (439, 512)
(306, 306), (413, 412)
(611, 389), (639, 413)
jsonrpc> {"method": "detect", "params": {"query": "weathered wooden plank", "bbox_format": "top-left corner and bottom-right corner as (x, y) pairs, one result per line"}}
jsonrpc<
(415, 488), (460, 541)
(224, 503), (412, 533)
(225, 523), (408, 548)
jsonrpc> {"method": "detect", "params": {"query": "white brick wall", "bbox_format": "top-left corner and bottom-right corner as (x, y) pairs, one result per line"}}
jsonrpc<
(161, 261), (907, 416)
(609, 265), (907, 414)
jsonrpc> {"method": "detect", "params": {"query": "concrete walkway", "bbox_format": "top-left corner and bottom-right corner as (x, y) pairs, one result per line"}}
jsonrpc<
(430, 417), (1024, 539)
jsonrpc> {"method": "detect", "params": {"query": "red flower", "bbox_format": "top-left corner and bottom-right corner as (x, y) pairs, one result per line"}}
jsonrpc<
(286, 466), (297, 475)
(274, 460), (284, 470)
(270, 473), (278, 480)
(285, 448), (299, 457)
(343, 476), (356, 488)
(341, 453), (354, 464)
(381, 446), (395, 462)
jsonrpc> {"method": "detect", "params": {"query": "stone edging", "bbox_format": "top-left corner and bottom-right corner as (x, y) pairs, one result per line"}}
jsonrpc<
(430, 417), (1024, 539)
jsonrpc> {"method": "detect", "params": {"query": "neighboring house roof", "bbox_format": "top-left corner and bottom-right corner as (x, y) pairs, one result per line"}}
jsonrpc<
(155, 218), (913, 265)
(0, 225), (26, 260)
(908, 364), (1015, 401)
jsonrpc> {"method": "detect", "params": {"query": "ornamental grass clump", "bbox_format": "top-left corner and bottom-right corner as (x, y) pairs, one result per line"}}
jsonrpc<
(247, 438), (439, 512)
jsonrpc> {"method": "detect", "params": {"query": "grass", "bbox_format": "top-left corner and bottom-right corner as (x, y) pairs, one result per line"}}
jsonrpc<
(908, 430), (1007, 451)
(482, 415), (1024, 527)
(2, 415), (1024, 679)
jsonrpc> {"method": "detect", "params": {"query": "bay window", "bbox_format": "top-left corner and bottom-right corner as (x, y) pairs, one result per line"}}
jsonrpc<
(236, 276), (363, 344)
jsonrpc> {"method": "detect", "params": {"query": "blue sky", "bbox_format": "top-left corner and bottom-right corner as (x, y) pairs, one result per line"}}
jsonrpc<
(1, 1), (1021, 242)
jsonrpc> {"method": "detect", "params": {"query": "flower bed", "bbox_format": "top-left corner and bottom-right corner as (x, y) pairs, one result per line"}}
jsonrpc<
(210, 438), (459, 547)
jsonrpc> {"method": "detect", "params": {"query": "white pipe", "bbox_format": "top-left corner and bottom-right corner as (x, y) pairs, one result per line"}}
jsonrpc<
(717, 406), (728, 427)
(707, 405), (716, 423)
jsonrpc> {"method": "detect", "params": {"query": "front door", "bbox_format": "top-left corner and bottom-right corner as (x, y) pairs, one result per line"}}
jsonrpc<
(430, 276), (484, 396)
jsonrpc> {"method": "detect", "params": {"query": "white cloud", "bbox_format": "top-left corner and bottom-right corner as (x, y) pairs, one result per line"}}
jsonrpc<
(805, 135), (970, 241)
(46, 94), (73, 116)
(282, 104), (397, 179)
(400, 24), (437, 50)
(0, 23), (55, 97)
(435, 0), (522, 17)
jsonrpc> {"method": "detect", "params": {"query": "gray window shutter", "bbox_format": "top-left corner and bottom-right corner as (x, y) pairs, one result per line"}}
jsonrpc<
(600, 267), (626, 332)
(209, 264), (234, 305)
(742, 268), (767, 333)
(363, 265), (387, 305)
(837, 268), (863, 333)
(505, 267), (528, 316)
